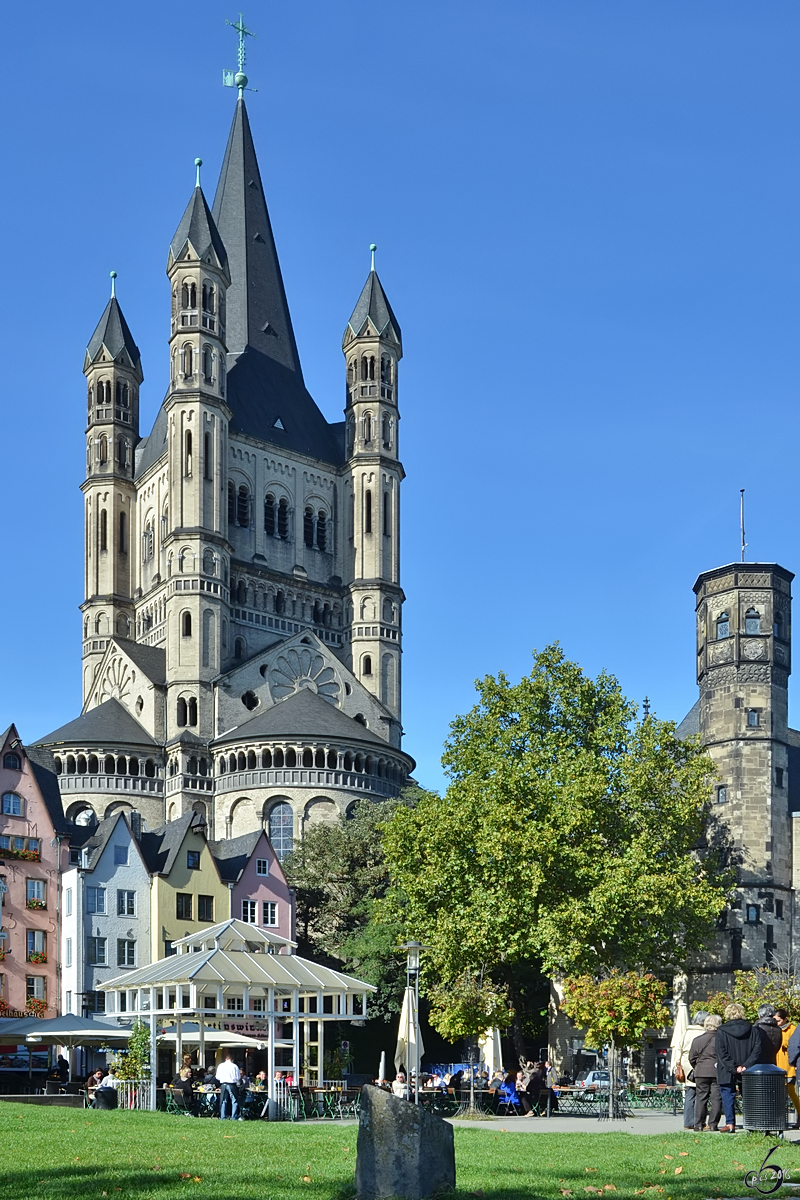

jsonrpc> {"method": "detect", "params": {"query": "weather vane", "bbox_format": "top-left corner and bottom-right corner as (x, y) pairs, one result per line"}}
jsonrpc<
(223, 13), (257, 96)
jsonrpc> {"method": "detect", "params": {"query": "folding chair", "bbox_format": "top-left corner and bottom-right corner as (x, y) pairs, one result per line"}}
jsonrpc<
(287, 1086), (307, 1121)
(497, 1087), (525, 1116)
(166, 1087), (196, 1116)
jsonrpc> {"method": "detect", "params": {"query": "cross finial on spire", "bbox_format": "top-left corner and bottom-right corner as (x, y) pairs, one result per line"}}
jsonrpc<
(110, 270), (117, 299)
(223, 13), (256, 96)
(370, 243), (377, 272)
(643, 696), (650, 718)
(195, 158), (203, 188)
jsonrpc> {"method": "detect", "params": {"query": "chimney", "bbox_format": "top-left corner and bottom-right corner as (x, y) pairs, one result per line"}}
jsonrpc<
(129, 811), (142, 841)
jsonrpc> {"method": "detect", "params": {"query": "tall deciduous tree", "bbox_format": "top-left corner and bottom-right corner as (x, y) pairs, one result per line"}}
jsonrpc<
(382, 646), (733, 1051)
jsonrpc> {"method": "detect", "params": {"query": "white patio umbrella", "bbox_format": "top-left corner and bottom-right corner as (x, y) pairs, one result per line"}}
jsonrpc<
(478, 1027), (502, 1075)
(394, 987), (424, 1077)
(378, 1050), (386, 1083)
(670, 1001), (689, 1075)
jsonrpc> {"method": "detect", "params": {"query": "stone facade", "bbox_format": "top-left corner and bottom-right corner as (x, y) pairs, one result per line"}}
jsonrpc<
(33, 96), (414, 855)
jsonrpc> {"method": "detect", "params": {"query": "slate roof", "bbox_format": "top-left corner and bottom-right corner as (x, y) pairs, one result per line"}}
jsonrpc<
(139, 810), (206, 876)
(34, 698), (157, 749)
(215, 686), (392, 751)
(210, 830), (262, 883)
(76, 811), (125, 870)
(28, 759), (69, 835)
(112, 638), (167, 687)
(212, 97), (301, 372)
(134, 399), (169, 479)
(676, 700), (700, 739)
(346, 270), (402, 345)
(85, 297), (141, 369)
(169, 185), (228, 272)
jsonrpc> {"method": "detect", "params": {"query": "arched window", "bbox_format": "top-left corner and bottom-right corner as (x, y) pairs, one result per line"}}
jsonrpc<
(346, 418), (355, 456)
(264, 493), (276, 536)
(716, 612), (730, 639)
(364, 490), (372, 534)
(360, 356), (368, 381)
(202, 345), (213, 383)
(363, 654), (372, 676)
(99, 509), (108, 552)
(382, 414), (391, 447)
(184, 431), (192, 476)
(278, 498), (289, 539)
(182, 344), (193, 377)
(189, 282), (197, 308)
(745, 608), (761, 635)
(368, 356), (375, 380)
(99, 435), (108, 464)
(317, 510), (327, 551)
(237, 485), (250, 528)
(364, 412), (372, 443)
(234, 637), (245, 661)
(304, 507), (314, 547)
(182, 611), (192, 637)
(203, 432), (212, 480)
(188, 697), (198, 726)
(177, 698), (188, 726)
(237, 579), (246, 605)
(227, 481), (235, 523)
(181, 282), (189, 309)
(380, 356), (389, 383)
(313, 600), (322, 624)
(275, 590), (285, 615)
(267, 801), (294, 861)
(3, 753), (20, 771)
(202, 282), (215, 313)
(119, 510), (127, 554)
(383, 491), (390, 535)
(775, 611), (784, 639)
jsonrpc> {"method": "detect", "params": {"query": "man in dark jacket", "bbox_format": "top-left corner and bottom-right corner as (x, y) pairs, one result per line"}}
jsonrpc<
(755, 1003), (782, 1064)
(716, 1003), (764, 1131)
(689, 1014), (723, 1131)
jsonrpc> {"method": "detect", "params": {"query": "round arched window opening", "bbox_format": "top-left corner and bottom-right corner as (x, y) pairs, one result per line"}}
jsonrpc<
(241, 690), (259, 711)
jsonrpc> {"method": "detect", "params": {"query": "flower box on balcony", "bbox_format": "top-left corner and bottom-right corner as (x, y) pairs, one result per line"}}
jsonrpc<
(26, 898), (46, 910)
(0, 950), (5, 962)
(0, 848), (41, 862)
(26, 951), (47, 964)
(25, 998), (48, 1016)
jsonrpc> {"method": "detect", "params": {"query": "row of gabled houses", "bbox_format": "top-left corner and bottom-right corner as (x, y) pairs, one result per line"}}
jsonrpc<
(0, 724), (293, 1019)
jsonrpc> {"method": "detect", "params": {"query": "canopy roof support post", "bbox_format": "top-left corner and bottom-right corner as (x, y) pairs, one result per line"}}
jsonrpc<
(292, 991), (299, 1086)
(149, 1007), (158, 1112)
(267, 986), (275, 1117)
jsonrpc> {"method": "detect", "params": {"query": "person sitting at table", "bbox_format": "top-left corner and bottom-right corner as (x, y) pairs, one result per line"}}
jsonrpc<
(86, 1069), (104, 1090)
(99, 1067), (119, 1089)
(513, 1069), (533, 1114)
(392, 1072), (407, 1097)
(170, 1067), (197, 1113)
(252, 1070), (268, 1091)
(498, 1072), (525, 1113)
(200, 1065), (218, 1092)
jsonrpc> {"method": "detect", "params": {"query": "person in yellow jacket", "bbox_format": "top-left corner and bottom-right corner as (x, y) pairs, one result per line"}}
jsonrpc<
(775, 1008), (800, 1127)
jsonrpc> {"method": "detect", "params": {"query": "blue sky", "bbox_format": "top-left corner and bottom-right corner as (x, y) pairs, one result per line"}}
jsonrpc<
(2, 1), (800, 792)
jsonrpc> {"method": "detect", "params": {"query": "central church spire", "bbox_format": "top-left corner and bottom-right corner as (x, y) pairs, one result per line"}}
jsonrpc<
(212, 97), (302, 376)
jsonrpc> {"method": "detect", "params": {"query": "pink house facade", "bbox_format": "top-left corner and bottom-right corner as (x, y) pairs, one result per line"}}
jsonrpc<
(0, 726), (68, 1016)
(212, 830), (294, 946)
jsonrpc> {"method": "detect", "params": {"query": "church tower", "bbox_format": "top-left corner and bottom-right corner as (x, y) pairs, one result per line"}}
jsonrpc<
(342, 254), (404, 731)
(81, 282), (143, 700)
(694, 563), (793, 978)
(163, 166), (232, 743)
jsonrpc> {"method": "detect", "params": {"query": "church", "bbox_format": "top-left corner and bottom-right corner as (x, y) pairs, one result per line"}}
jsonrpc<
(33, 93), (414, 852)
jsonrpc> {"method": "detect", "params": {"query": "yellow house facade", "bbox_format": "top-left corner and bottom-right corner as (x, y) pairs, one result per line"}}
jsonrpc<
(145, 812), (230, 960)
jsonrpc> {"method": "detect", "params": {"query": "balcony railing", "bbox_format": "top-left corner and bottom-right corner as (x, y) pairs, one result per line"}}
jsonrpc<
(215, 767), (401, 798)
(58, 775), (163, 795)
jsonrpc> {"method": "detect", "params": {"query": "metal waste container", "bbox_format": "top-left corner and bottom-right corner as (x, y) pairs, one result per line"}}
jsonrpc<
(92, 1086), (118, 1110)
(742, 1063), (787, 1132)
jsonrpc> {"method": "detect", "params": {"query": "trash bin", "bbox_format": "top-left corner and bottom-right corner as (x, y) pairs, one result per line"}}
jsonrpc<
(742, 1063), (787, 1132)
(92, 1086), (118, 1110)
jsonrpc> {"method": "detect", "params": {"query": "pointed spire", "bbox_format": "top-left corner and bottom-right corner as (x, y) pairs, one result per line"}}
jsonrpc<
(85, 294), (142, 374)
(168, 174), (228, 273)
(211, 97), (302, 373)
(345, 260), (402, 348)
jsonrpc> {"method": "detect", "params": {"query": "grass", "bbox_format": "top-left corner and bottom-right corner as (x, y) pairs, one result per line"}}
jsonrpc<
(0, 1103), (795, 1199)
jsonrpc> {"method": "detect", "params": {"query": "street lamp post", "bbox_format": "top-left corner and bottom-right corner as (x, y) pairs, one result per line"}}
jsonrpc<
(401, 941), (424, 1105)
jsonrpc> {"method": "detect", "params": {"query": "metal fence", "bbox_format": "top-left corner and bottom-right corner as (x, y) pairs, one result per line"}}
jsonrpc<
(116, 1079), (153, 1110)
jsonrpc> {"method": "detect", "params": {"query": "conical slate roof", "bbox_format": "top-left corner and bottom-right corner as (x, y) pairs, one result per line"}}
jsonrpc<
(215, 686), (391, 750)
(212, 97), (301, 372)
(34, 697), (157, 748)
(346, 270), (402, 345)
(169, 186), (228, 272)
(85, 297), (141, 369)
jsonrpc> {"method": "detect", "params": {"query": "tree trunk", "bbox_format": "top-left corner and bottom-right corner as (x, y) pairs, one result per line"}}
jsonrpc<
(500, 964), (527, 1060)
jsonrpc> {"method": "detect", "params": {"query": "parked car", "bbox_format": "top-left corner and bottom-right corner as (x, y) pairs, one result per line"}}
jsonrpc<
(576, 1070), (610, 1089)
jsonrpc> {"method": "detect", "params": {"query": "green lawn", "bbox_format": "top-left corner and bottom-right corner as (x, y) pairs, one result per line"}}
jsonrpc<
(0, 1103), (793, 1199)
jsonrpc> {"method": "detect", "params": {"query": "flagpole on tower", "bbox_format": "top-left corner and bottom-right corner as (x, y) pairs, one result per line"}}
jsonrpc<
(740, 489), (747, 563)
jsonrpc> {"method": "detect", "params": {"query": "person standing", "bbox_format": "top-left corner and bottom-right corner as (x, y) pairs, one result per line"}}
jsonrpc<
(779, 1010), (800, 1128)
(678, 1011), (709, 1130)
(755, 1004), (782, 1064)
(715, 1003), (763, 1131)
(216, 1052), (242, 1120)
(688, 1014), (723, 1131)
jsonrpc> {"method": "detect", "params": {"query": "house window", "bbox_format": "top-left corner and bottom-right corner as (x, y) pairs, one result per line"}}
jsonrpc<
(114, 845), (128, 865)
(26, 879), (45, 904)
(84, 990), (105, 1013)
(256, 859), (268, 876)
(186, 850), (201, 870)
(747, 710), (760, 728)
(69, 848), (81, 866)
(716, 612), (730, 639)
(176, 894), (192, 920)
(242, 900), (257, 923)
(87, 937), (107, 965)
(227, 996), (243, 1012)
(268, 802), (294, 861)
(26, 977), (45, 1001)
(777, 899), (784, 920)
(117, 890), (136, 916)
(65, 990), (72, 1014)
(717, 785), (727, 804)
(86, 887), (106, 914)
(28, 838), (40, 855)
(27, 929), (46, 959)
(117, 939), (136, 968)
(262, 902), (277, 926)
(745, 608), (761, 635)
(198, 895), (214, 922)
(65, 887), (72, 917)
(1, 793), (22, 816)
(65, 938), (73, 968)
(3, 753), (20, 770)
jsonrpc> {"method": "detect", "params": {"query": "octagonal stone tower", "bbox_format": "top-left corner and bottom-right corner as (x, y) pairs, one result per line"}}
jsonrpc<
(693, 562), (793, 981)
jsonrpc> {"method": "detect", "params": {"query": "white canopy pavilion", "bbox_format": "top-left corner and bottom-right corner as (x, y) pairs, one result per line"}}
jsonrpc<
(102, 919), (375, 1110)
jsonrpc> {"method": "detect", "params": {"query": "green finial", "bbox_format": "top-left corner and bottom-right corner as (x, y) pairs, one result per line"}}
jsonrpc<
(110, 270), (117, 299)
(370, 243), (377, 272)
(223, 13), (256, 96)
(195, 158), (203, 188)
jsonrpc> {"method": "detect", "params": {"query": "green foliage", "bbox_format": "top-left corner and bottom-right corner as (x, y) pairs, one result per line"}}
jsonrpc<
(381, 645), (732, 990)
(561, 971), (670, 1049)
(283, 792), (422, 1018)
(108, 1019), (152, 1080)
(704, 964), (800, 1023)
(427, 970), (513, 1043)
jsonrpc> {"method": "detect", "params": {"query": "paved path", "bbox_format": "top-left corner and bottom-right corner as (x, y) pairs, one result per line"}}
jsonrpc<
(447, 1110), (711, 1135)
